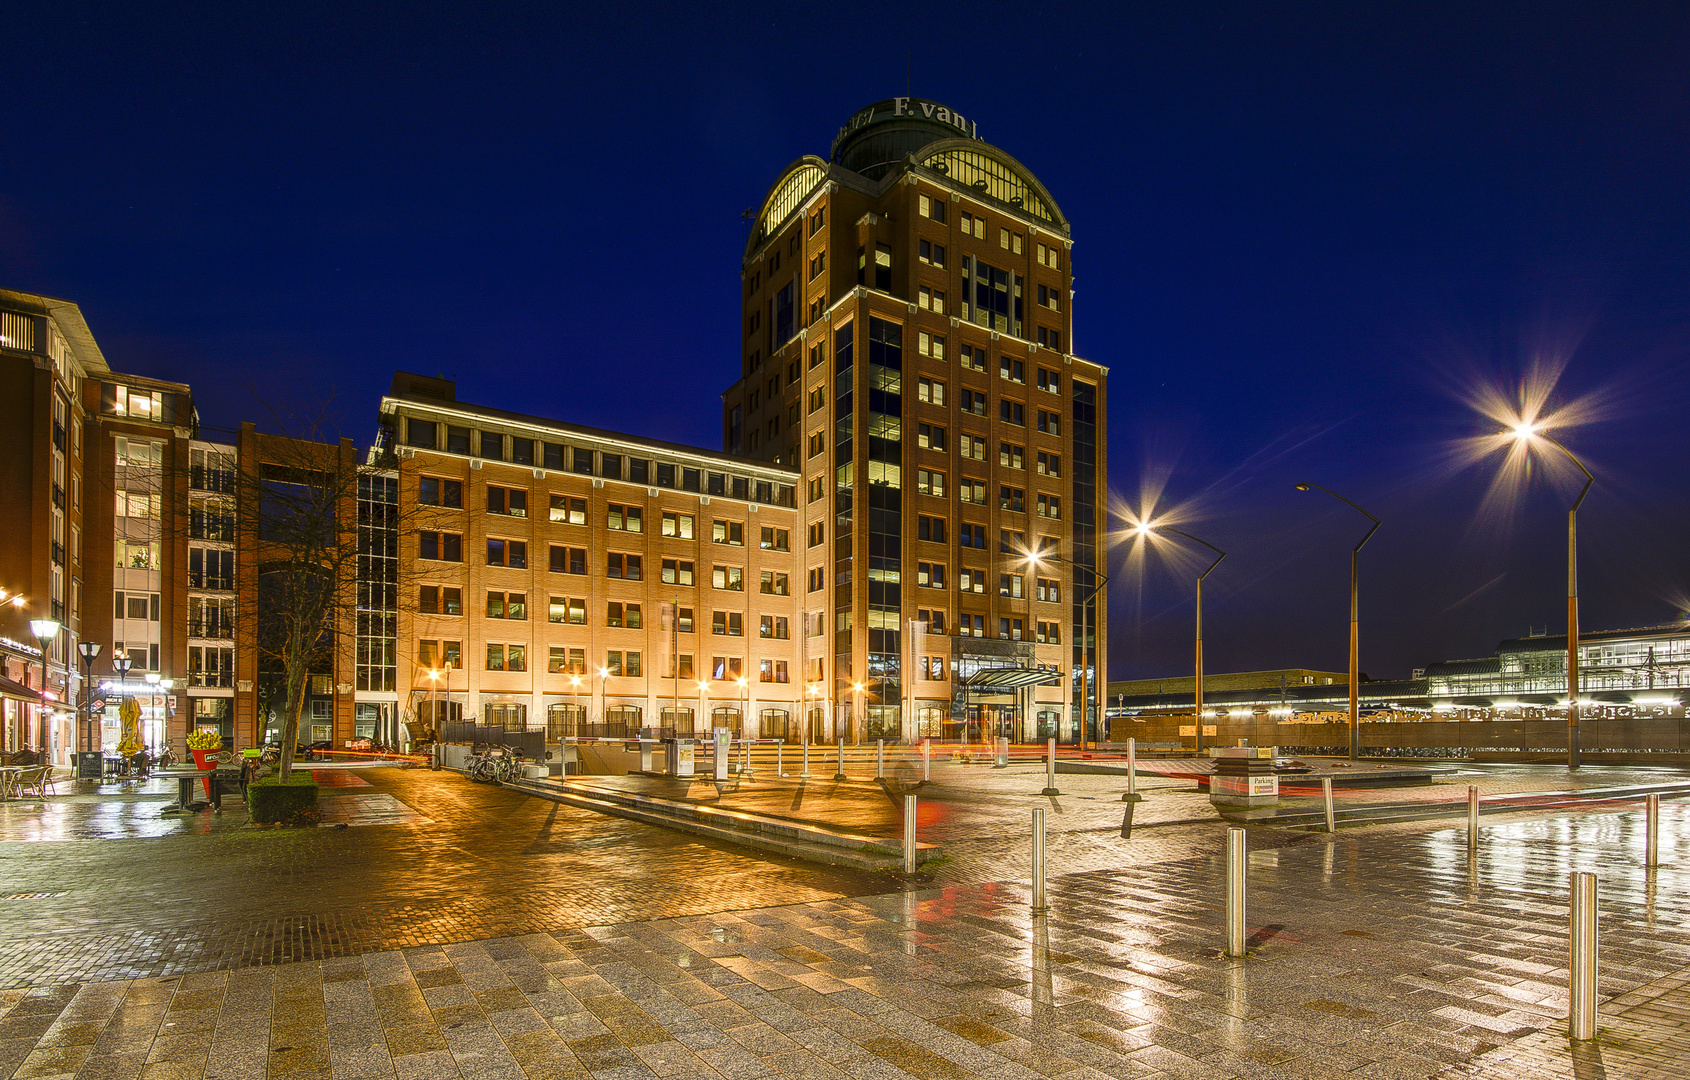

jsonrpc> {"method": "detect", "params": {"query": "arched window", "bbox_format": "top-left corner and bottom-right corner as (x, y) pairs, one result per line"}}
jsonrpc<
(759, 708), (790, 741)
(484, 703), (527, 732)
(915, 707), (945, 738)
(1035, 709), (1060, 739)
(602, 705), (641, 738)
(659, 706), (695, 737)
(710, 706), (742, 735)
(546, 703), (584, 740)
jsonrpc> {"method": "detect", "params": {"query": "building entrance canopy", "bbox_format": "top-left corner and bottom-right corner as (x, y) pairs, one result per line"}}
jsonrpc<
(964, 667), (1060, 692)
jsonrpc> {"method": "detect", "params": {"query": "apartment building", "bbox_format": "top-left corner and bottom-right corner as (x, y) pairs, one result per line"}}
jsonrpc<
(380, 374), (810, 742)
(0, 289), (109, 760)
(722, 98), (1109, 743)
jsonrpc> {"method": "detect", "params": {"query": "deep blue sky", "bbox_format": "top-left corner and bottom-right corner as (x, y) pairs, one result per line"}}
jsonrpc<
(6, 2), (1688, 680)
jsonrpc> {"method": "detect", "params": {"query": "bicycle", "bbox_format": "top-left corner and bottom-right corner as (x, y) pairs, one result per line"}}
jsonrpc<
(494, 747), (526, 783)
(466, 744), (498, 783)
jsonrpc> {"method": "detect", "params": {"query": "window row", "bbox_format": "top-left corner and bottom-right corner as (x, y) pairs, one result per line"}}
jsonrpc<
(402, 422), (794, 506)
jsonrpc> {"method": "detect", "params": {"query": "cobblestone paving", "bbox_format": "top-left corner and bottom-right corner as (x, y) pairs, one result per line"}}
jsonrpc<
(2, 803), (1689, 1078)
(6, 762), (1690, 1076)
(0, 769), (886, 989)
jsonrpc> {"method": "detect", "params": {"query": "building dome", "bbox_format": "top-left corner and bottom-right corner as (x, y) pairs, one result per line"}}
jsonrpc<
(831, 98), (982, 181)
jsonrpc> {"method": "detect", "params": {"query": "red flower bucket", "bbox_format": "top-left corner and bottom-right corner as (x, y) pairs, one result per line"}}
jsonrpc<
(190, 747), (218, 796)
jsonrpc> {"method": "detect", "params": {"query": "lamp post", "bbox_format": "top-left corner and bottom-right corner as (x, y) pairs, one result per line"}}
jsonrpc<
(598, 666), (610, 732)
(1295, 483), (1381, 761)
(853, 682), (865, 745)
(77, 641), (102, 756)
(737, 675), (749, 738)
(425, 667), (442, 734)
(144, 672), (161, 751)
(569, 673), (582, 734)
(1135, 524), (1226, 754)
(29, 617), (59, 755)
(111, 655), (133, 758)
(1510, 423), (1594, 769)
(697, 679), (710, 736)
(1022, 552), (1110, 752)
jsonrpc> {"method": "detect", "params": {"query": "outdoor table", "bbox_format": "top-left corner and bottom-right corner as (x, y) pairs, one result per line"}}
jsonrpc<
(0, 765), (23, 801)
(153, 767), (221, 810)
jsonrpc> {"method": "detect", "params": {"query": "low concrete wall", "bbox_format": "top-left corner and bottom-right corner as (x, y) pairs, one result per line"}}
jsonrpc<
(1109, 716), (1690, 752)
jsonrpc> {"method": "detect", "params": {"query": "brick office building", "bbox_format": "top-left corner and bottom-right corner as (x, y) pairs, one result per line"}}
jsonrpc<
(722, 99), (1109, 743)
(380, 373), (809, 743)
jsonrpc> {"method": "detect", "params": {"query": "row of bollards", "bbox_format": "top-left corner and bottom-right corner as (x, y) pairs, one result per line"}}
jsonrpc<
(1021, 781), (1674, 1042)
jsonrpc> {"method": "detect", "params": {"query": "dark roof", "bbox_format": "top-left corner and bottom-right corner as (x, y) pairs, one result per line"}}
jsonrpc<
(384, 371), (796, 477)
(1109, 678), (1430, 712)
(1496, 624), (1690, 654)
(1424, 657), (1501, 677)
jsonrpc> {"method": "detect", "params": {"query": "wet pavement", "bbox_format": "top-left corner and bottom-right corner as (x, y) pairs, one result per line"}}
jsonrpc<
(4, 761), (1690, 1076)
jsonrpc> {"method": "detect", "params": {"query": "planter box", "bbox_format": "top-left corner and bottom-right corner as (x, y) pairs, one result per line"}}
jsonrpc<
(248, 774), (320, 826)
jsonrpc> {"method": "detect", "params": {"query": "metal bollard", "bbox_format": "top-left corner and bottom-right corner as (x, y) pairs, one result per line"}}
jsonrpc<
(834, 737), (847, 781)
(1323, 776), (1336, 833)
(922, 739), (930, 783)
(1226, 827), (1247, 957)
(1468, 785), (1480, 853)
(1125, 737), (1137, 799)
(877, 739), (885, 780)
(1040, 737), (1060, 796)
(1647, 793), (1660, 868)
(1031, 807), (1048, 913)
(903, 794), (917, 873)
(776, 741), (783, 777)
(994, 736), (1008, 768)
(1569, 871), (1598, 1040)
(800, 740), (811, 779)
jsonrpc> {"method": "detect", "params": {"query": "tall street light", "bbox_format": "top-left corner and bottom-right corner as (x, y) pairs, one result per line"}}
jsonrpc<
(1295, 483), (1381, 761)
(29, 617), (59, 755)
(110, 655), (133, 760)
(1135, 524), (1226, 754)
(77, 641), (102, 756)
(1511, 422), (1594, 768)
(1022, 550), (1109, 751)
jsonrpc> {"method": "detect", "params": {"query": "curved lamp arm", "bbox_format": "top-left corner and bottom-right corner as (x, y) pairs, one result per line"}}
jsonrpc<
(1295, 482), (1381, 553)
(1538, 434), (1595, 516)
(1158, 526), (1227, 581)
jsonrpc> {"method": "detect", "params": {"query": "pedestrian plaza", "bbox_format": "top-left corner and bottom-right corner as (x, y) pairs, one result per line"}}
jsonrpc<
(1, 761), (1688, 1078)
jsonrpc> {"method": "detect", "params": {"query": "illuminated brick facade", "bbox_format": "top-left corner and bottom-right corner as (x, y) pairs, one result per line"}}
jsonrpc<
(723, 99), (1109, 742)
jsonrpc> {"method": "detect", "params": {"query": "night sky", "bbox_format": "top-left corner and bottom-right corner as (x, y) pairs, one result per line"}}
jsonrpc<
(6, 2), (1688, 682)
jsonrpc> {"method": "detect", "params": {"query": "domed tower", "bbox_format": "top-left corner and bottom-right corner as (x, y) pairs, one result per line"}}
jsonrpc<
(722, 98), (1107, 748)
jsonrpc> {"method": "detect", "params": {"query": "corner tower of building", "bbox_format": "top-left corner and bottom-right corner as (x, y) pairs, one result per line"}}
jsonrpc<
(723, 98), (1108, 745)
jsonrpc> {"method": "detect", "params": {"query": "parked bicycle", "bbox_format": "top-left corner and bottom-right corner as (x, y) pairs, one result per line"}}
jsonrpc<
(465, 743), (525, 783)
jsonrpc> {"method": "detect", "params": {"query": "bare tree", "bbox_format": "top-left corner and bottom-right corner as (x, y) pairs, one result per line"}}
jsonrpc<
(240, 426), (367, 782)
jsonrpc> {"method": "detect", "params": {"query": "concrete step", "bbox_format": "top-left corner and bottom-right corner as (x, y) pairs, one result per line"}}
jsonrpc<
(506, 777), (937, 872)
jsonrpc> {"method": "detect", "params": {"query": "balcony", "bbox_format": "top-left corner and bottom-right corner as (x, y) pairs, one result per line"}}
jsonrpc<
(50, 541), (65, 567)
(188, 620), (235, 640)
(51, 484), (65, 511)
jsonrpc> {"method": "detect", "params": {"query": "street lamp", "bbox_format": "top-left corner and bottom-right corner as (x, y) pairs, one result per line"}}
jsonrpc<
(1134, 523), (1226, 754)
(110, 655), (133, 759)
(77, 641), (102, 756)
(1510, 422), (1594, 768)
(852, 682), (865, 745)
(697, 679), (710, 736)
(1023, 550), (1110, 751)
(28, 618), (59, 756)
(1295, 483), (1381, 761)
(569, 673), (582, 734)
(736, 675), (749, 738)
(144, 672), (161, 751)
